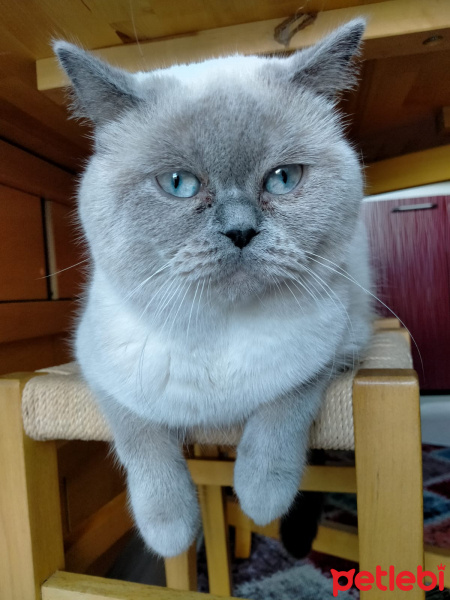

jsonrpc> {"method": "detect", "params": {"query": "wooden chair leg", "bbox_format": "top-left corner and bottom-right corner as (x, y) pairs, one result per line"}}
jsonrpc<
(197, 484), (232, 596)
(353, 369), (425, 599)
(165, 543), (197, 591)
(194, 445), (232, 596)
(0, 376), (65, 600)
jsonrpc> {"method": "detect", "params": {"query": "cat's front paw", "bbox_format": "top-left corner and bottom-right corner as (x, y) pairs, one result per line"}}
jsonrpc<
(136, 509), (200, 557)
(234, 454), (300, 526)
(129, 477), (201, 557)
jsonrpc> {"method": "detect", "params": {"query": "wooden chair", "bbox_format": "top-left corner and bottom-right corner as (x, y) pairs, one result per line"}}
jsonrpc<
(1, 319), (446, 600)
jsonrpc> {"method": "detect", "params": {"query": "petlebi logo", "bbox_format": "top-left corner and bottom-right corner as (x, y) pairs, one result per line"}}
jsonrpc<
(331, 564), (446, 596)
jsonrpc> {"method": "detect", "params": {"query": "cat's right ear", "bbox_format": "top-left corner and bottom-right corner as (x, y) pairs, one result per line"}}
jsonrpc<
(53, 41), (141, 126)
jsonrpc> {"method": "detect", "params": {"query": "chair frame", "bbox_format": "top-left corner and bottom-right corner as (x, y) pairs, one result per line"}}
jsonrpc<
(2, 325), (446, 600)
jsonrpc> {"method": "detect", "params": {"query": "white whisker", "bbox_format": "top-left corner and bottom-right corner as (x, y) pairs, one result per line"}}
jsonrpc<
(282, 279), (305, 314)
(305, 251), (424, 374)
(139, 275), (176, 321)
(160, 281), (188, 333)
(303, 265), (357, 370)
(195, 278), (206, 328)
(206, 276), (213, 309)
(125, 262), (172, 301)
(37, 258), (89, 279)
(186, 280), (201, 341)
(167, 282), (192, 337)
(153, 278), (183, 320)
(279, 267), (320, 306)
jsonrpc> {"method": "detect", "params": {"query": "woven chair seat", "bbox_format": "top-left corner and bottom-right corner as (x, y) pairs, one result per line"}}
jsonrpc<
(21, 331), (412, 451)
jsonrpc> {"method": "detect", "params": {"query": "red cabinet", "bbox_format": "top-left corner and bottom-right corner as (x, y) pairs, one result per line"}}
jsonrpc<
(362, 195), (450, 390)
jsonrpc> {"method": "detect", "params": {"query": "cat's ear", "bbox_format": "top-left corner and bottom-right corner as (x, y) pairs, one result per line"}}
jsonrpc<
(53, 41), (141, 125)
(282, 19), (365, 98)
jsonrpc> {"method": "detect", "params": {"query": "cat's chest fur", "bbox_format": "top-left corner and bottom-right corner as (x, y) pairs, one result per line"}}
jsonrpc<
(77, 269), (346, 428)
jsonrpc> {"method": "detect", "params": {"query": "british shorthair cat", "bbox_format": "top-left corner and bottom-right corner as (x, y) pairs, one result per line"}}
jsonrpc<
(55, 19), (372, 557)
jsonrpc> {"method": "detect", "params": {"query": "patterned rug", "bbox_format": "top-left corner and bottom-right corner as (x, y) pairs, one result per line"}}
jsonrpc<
(197, 444), (450, 599)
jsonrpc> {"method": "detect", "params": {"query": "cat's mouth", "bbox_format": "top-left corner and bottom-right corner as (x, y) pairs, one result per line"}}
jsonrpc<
(207, 255), (269, 301)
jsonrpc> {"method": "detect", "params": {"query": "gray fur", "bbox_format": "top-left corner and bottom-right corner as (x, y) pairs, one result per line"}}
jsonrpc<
(55, 19), (372, 557)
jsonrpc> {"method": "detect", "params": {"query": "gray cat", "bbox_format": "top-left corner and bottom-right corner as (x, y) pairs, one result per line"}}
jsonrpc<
(54, 19), (372, 558)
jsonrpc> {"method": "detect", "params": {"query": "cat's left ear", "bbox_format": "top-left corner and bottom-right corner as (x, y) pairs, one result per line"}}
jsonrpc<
(282, 19), (365, 98)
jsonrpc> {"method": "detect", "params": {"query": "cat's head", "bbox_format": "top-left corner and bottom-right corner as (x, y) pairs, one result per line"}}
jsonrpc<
(55, 20), (365, 309)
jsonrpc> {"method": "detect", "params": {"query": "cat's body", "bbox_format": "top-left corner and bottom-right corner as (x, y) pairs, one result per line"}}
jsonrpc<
(55, 19), (373, 557)
(78, 224), (369, 429)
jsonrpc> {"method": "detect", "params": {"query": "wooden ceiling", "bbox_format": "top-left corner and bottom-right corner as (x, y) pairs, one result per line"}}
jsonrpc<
(1, 0), (450, 174)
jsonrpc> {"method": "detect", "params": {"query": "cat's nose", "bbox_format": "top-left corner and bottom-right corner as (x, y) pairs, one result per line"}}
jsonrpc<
(224, 228), (259, 249)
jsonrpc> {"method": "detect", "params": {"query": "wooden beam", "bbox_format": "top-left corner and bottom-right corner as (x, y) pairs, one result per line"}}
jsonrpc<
(37, 0), (450, 94)
(165, 544), (198, 593)
(187, 459), (356, 493)
(226, 498), (280, 540)
(312, 522), (359, 563)
(64, 492), (133, 574)
(0, 300), (75, 344)
(187, 458), (234, 486)
(365, 144), (450, 195)
(42, 570), (244, 600)
(301, 465), (356, 493)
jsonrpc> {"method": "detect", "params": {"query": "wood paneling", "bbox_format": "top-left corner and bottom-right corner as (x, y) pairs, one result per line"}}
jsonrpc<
(0, 139), (75, 205)
(0, 184), (47, 301)
(0, 334), (71, 376)
(0, 141), (80, 374)
(95, 0), (380, 43)
(362, 196), (450, 389)
(0, 1), (121, 59)
(365, 145), (450, 195)
(0, 300), (75, 344)
(345, 48), (450, 162)
(0, 96), (88, 172)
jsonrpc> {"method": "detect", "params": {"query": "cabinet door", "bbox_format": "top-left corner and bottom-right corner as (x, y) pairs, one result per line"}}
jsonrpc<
(0, 184), (48, 300)
(362, 196), (450, 390)
(47, 201), (86, 299)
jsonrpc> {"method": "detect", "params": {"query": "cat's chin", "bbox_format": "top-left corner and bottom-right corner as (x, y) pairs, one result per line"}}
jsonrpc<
(213, 269), (267, 304)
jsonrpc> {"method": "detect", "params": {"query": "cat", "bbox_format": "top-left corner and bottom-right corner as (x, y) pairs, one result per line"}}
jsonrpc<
(54, 18), (373, 558)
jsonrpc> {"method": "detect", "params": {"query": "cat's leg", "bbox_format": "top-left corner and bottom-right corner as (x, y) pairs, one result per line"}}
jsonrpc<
(99, 396), (200, 557)
(234, 379), (326, 526)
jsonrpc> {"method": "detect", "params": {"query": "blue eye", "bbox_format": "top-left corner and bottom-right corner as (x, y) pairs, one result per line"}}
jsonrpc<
(264, 164), (303, 195)
(156, 170), (201, 198)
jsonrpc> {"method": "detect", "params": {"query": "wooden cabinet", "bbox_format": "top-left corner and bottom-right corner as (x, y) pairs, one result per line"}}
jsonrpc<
(362, 195), (450, 390)
(0, 140), (83, 374)
(47, 201), (86, 300)
(0, 184), (48, 301)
